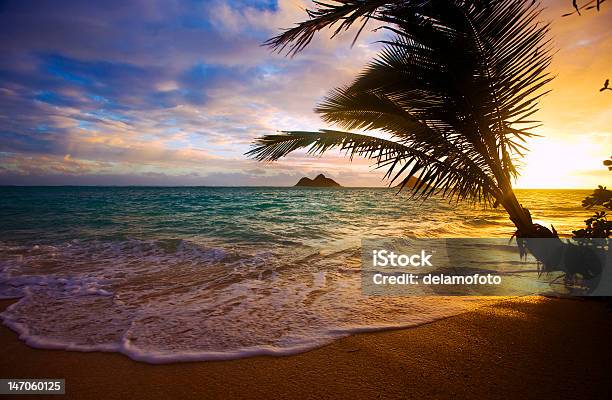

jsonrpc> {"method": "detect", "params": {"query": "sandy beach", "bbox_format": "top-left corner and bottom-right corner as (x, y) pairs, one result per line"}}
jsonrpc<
(1, 296), (610, 399)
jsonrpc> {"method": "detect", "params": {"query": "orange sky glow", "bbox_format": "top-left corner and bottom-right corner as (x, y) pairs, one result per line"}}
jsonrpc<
(288, 1), (612, 189)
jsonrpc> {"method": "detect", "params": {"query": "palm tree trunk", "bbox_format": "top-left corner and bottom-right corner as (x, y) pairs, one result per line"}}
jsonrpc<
(499, 186), (565, 271)
(501, 191), (533, 234)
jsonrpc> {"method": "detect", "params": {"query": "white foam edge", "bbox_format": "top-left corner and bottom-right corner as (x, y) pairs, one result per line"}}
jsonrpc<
(0, 297), (482, 365)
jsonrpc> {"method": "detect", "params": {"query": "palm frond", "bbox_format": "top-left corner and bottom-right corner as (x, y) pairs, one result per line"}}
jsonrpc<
(247, 129), (410, 162)
(264, 0), (395, 56)
(251, 0), (554, 210)
(247, 129), (500, 203)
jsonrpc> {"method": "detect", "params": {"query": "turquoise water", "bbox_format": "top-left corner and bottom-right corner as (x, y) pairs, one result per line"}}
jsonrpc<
(0, 187), (591, 362)
(0, 187), (591, 244)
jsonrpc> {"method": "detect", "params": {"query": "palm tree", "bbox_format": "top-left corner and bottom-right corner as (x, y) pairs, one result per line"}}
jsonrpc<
(247, 0), (562, 268)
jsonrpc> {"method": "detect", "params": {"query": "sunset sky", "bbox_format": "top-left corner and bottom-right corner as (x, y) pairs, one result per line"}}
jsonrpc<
(0, 0), (610, 188)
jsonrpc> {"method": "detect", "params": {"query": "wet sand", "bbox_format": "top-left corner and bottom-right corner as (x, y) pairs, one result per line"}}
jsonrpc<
(1, 297), (611, 399)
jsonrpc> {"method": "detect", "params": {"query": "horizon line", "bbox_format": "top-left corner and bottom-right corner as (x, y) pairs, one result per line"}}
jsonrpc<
(0, 184), (596, 190)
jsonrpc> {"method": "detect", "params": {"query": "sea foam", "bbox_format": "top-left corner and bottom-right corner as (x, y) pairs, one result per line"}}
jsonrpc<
(0, 238), (492, 363)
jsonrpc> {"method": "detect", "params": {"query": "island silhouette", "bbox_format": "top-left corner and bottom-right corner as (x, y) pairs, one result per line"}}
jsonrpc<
(294, 174), (341, 187)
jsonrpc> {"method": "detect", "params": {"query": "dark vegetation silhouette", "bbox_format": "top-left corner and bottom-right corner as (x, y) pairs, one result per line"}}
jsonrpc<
(574, 157), (612, 239)
(601, 79), (611, 92)
(557, 158), (612, 292)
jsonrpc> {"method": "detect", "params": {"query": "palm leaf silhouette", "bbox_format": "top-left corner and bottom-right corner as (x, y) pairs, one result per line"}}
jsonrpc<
(248, 0), (560, 261)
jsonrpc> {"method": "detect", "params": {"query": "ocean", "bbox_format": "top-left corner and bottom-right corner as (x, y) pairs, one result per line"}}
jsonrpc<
(0, 187), (592, 362)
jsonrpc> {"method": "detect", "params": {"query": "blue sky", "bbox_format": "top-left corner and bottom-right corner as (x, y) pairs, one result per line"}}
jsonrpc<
(0, 0), (610, 187)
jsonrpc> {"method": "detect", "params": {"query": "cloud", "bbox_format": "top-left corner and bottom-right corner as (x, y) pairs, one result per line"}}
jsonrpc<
(0, 0), (610, 187)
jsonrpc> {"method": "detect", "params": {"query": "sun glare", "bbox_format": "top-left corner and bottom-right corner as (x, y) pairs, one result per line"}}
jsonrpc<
(516, 137), (608, 189)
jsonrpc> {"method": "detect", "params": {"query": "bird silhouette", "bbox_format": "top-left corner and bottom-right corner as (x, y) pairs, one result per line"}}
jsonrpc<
(573, 0), (581, 15)
(600, 79), (611, 92)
